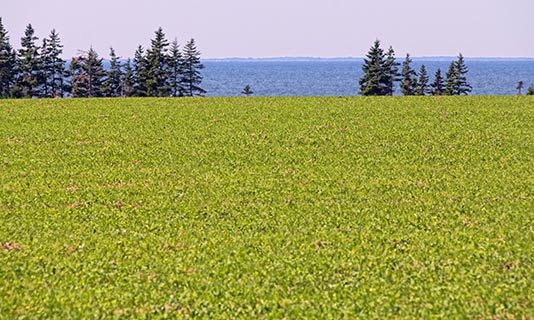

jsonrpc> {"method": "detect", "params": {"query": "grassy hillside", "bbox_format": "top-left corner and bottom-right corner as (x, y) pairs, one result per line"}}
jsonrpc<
(1, 97), (533, 318)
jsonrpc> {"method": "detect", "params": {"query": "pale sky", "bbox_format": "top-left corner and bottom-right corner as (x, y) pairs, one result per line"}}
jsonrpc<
(2, 0), (533, 59)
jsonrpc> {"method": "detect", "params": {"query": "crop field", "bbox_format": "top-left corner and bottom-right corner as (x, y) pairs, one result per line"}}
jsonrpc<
(1, 96), (533, 318)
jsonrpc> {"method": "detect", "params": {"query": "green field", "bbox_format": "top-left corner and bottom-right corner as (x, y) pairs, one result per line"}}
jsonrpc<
(1, 96), (533, 318)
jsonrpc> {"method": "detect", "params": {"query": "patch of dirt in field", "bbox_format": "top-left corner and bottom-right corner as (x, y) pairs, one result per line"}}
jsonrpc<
(113, 201), (125, 209)
(66, 186), (78, 192)
(162, 243), (187, 251)
(5, 137), (24, 144)
(67, 202), (84, 208)
(1, 242), (24, 251)
(314, 240), (329, 250)
(108, 181), (136, 188)
(502, 261), (520, 271)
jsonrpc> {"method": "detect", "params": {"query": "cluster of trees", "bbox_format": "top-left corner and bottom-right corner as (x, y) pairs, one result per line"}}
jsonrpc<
(359, 40), (472, 96)
(0, 18), (205, 99)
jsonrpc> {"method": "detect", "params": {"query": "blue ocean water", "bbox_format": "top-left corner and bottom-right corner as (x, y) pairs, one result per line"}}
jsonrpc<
(201, 58), (534, 96)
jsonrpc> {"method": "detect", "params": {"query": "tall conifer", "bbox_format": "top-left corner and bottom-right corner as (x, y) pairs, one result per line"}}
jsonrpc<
(181, 38), (205, 97)
(359, 40), (387, 96)
(430, 68), (444, 96)
(0, 18), (16, 98)
(169, 38), (184, 97)
(41, 29), (65, 98)
(415, 64), (429, 96)
(17, 24), (42, 98)
(401, 54), (417, 96)
(103, 47), (122, 97)
(146, 27), (170, 97)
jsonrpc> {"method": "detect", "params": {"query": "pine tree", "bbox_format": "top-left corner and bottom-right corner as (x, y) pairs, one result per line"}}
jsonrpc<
(527, 86), (534, 96)
(455, 54), (472, 95)
(168, 39), (183, 97)
(146, 27), (170, 97)
(359, 40), (387, 96)
(17, 24), (42, 98)
(121, 58), (135, 97)
(430, 68), (445, 96)
(181, 38), (206, 97)
(415, 64), (429, 96)
(0, 17), (16, 98)
(103, 47), (122, 97)
(444, 61), (458, 96)
(69, 47), (105, 98)
(41, 29), (65, 98)
(132, 46), (149, 97)
(241, 85), (253, 96)
(383, 46), (400, 96)
(444, 54), (472, 96)
(401, 54), (417, 96)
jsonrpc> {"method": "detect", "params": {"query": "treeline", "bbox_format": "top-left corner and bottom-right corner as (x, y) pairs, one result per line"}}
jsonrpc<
(0, 18), (205, 99)
(359, 40), (472, 96)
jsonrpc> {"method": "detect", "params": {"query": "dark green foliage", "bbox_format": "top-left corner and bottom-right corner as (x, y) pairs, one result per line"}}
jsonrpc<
(146, 28), (170, 97)
(0, 18), (16, 98)
(430, 68), (445, 96)
(241, 84), (253, 96)
(69, 47), (105, 98)
(516, 81), (524, 95)
(132, 46), (149, 97)
(16, 24), (42, 98)
(384, 46), (401, 96)
(401, 54), (417, 96)
(121, 58), (135, 97)
(168, 39), (184, 97)
(445, 54), (472, 96)
(103, 47), (122, 97)
(181, 38), (205, 97)
(415, 64), (429, 96)
(359, 40), (392, 96)
(41, 29), (66, 98)
(527, 86), (534, 96)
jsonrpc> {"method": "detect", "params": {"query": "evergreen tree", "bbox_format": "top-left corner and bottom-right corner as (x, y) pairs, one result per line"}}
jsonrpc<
(17, 24), (42, 98)
(146, 27), (170, 97)
(69, 47), (105, 98)
(103, 47), (122, 97)
(168, 39), (184, 97)
(241, 84), (253, 96)
(41, 29), (65, 98)
(516, 81), (524, 96)
(132, 45), (149, 96)
(400, 54), (417, 96)
(430, 68), (445, 96)
(444, 54), (472, 96)
(121, 58), (135, 97)
(383, 46), (400, 96)
(359, 40), (387, 96)
(0, 17), (16, 98)
(455, 54), (472, 95)
(444, 61), (458, 96)
(415, 64), (429, 96)
(181, 38), (206, 97)
(527, 86), (534, 96)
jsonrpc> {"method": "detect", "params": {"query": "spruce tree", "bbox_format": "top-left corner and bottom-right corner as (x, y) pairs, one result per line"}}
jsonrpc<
(400, 54), (417, 96)
(168, 39), (184, 97)
(430, 68), (444, 96)
(69, 47), (105, 98)
(241, 85), (253, 96)
(103, 47), (122, 97)
(455, 54), (472, 95)
(415, 64), (429, 96)
(17, 24), (42, 98)
(41, 29), (65, 98)
(133, 46), (149, 97)
(0, 17), (16, 98)
(383, 46), (400, 96)
(146, 27), (170, 97)
(444, 61), (458, 96)
(181, 38), (206, 97)
(121, 58), (135, 97)
(359, 40), (387, 96)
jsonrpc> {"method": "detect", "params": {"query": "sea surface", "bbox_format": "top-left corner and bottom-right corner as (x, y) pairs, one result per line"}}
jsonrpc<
(201, 58), (534, 96)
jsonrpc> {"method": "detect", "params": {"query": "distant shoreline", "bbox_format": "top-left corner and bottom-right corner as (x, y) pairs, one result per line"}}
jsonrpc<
(202, 57), (534, 62)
